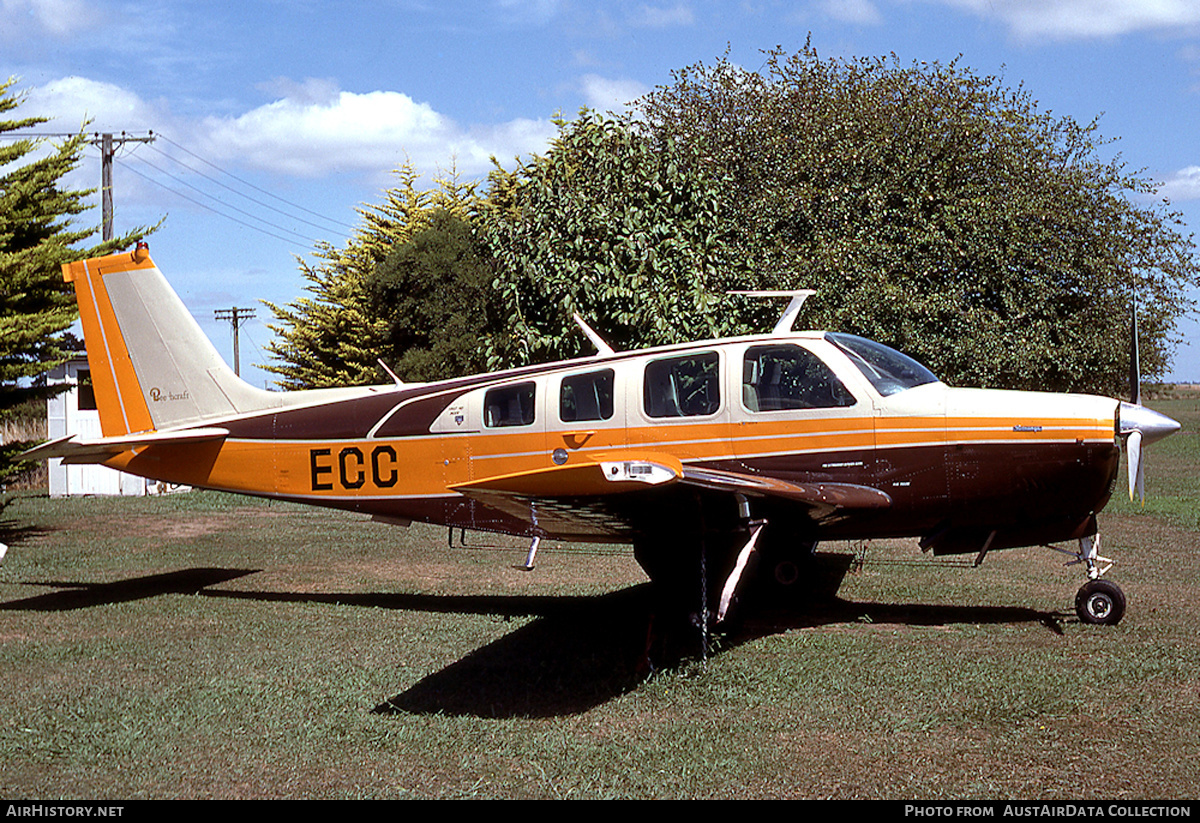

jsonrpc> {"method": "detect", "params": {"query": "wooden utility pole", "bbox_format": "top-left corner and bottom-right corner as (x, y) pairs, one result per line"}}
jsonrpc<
(214, 307), (256, 376)
(88, 131), (156, 240)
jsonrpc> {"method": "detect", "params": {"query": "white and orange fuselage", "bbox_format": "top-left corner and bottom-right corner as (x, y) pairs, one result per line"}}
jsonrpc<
(33, 247), (1126, 562)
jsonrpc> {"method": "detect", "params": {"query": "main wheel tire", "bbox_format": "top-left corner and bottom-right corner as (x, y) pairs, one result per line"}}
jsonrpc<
(773, 559), (800, 586)
(1075, 579), (1126, 626)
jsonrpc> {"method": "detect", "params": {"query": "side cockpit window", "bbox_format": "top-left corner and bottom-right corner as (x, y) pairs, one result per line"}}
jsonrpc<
(742, 344), (856, 411)
(484, 382), (535, 427)
(560, 369), (614, 422)
(644, 352), (720, 418)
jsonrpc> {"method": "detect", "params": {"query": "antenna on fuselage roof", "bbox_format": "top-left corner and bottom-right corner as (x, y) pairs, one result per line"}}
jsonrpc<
(573, 313), (616, 356)
(729, 289), (817, 334)
(377, 359), (405, 386)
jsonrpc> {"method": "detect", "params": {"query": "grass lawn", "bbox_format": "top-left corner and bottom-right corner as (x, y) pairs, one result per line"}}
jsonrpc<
(0, 398), (1196, 799)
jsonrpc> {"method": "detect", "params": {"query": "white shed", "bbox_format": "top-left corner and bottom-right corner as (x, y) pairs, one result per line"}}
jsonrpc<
(45, 357), (176, 496)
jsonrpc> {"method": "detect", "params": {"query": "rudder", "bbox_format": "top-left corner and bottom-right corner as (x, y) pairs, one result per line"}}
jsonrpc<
(63, 243), (278, 436)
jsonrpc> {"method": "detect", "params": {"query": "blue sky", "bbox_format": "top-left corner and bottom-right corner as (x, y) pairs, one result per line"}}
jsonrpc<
(4, 0), (1200, 388)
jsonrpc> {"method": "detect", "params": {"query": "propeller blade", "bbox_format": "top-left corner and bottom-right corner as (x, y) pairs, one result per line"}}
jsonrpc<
(1130, 295), (1141, 406)
(1127, 429), (1143, 503)
(1117, 402), (1180, 504)
(1118, 294), (1177, 504)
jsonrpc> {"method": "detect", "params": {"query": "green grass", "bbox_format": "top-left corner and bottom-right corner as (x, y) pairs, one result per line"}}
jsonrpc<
(1, 401), (1198, 798)
(1107, 397), (1200, 529)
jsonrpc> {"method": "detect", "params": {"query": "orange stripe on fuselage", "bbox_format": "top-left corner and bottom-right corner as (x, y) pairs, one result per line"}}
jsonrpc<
(877, 415), (1112, 447)
(62, 251), (156, 437)
(101, 410), (1115, 503)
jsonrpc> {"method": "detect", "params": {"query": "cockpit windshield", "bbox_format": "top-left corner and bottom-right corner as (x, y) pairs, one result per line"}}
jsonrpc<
(827, 333), (939, 397)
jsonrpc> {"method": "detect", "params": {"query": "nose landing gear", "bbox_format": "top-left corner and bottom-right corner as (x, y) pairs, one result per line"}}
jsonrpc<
(1048, 533), (1126, 626)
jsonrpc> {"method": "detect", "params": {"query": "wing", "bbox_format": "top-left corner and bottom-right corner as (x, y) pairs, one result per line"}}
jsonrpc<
(449, 454), (891, 539)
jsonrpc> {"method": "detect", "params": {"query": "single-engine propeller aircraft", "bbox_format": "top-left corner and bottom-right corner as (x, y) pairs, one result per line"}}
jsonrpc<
(23, 244), (1181, 629)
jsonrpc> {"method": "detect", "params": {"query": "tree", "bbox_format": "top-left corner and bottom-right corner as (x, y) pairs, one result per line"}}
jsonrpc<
(636, 45), (1199, 395)
(0, 78), (148, 480)
(263, 164), (479, 389)
(366, 209), (498, 382)
(479, 112), (754, 369)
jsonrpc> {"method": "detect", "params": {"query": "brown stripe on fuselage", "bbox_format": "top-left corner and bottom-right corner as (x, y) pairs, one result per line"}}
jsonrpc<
(105, 414), (1118, 547)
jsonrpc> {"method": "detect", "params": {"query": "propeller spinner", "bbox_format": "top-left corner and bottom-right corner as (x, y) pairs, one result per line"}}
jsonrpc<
(1119, 402), (1180, 502)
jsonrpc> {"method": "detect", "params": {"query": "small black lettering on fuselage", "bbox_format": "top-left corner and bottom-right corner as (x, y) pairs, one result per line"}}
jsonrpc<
(310, 445), (399, 491)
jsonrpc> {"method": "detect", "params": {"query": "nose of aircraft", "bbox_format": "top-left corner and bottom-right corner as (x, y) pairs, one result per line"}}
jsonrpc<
(1118, 401), (1181, 502)
(1119, 401), (1182, 445)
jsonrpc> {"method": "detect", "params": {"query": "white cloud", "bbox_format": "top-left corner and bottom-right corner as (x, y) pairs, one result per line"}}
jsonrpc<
(22, 75), (165, 132)
(200, 90), (448, 176)
(198, 86), (557, 177)
(630, 2), (695, 28)
(820, 0), (883, 26)
(580, 74), (651, 112)
(931, 0), (1200, 40)
(22, 75), (557, 179)
(1156, 166), (1200, 203)
(0, 0), (99, 39)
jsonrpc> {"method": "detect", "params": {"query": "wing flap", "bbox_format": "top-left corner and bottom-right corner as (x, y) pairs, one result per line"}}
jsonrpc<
(679, 466), (892, 512)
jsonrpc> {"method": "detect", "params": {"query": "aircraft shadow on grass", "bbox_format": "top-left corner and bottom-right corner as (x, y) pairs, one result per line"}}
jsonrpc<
(0, 568), (260, 611)
(367, 592), (1066, 720)
(207, 552), (1067, 718)
(0, 506), (55, 550)
(0, 556), (1066, 718)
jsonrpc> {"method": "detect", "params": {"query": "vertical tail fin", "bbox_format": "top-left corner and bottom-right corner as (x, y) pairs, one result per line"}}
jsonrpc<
(63, 244), (279, 435)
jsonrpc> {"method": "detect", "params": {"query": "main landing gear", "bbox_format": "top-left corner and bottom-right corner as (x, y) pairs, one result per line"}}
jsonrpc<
(1049, 533), (1126, 626)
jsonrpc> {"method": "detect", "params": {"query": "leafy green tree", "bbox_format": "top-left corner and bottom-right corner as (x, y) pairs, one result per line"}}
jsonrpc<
(636, 45), (1199, 395)
(366, 210), (498, 381)
(263, 164), (479, 389)
(480, 112), (752, 368)
(0, 78), (148, 480)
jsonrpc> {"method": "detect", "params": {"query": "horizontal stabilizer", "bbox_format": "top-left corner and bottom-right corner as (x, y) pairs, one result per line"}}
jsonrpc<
(20, 427), (230, 464)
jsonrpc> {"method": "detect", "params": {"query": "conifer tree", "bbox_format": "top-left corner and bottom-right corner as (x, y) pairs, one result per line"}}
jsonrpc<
(263, 164), (479, 388)
(0, 78), (148, 480)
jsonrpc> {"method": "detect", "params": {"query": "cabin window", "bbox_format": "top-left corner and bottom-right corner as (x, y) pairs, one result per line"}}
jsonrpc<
(484, 382), (536, 427)
(560, 369), (614, 422)
(644, 352), (720, 418)
(742, 345), (856, 411)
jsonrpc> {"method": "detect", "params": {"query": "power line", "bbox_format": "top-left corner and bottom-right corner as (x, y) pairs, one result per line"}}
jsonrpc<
(126, 152), (323, 245)
(141, 140), (351, 236)
(5, 130), (156, 241)
(4, 129), (355, 247)
(121, 161), (315, 248)
(88, 132), (156, 241)
(154, 132), (357, 231)
(214, 307), (257, 376)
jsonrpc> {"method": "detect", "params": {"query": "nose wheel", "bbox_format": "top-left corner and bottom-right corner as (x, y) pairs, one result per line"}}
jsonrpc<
(1075, 579), (1126, 626)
